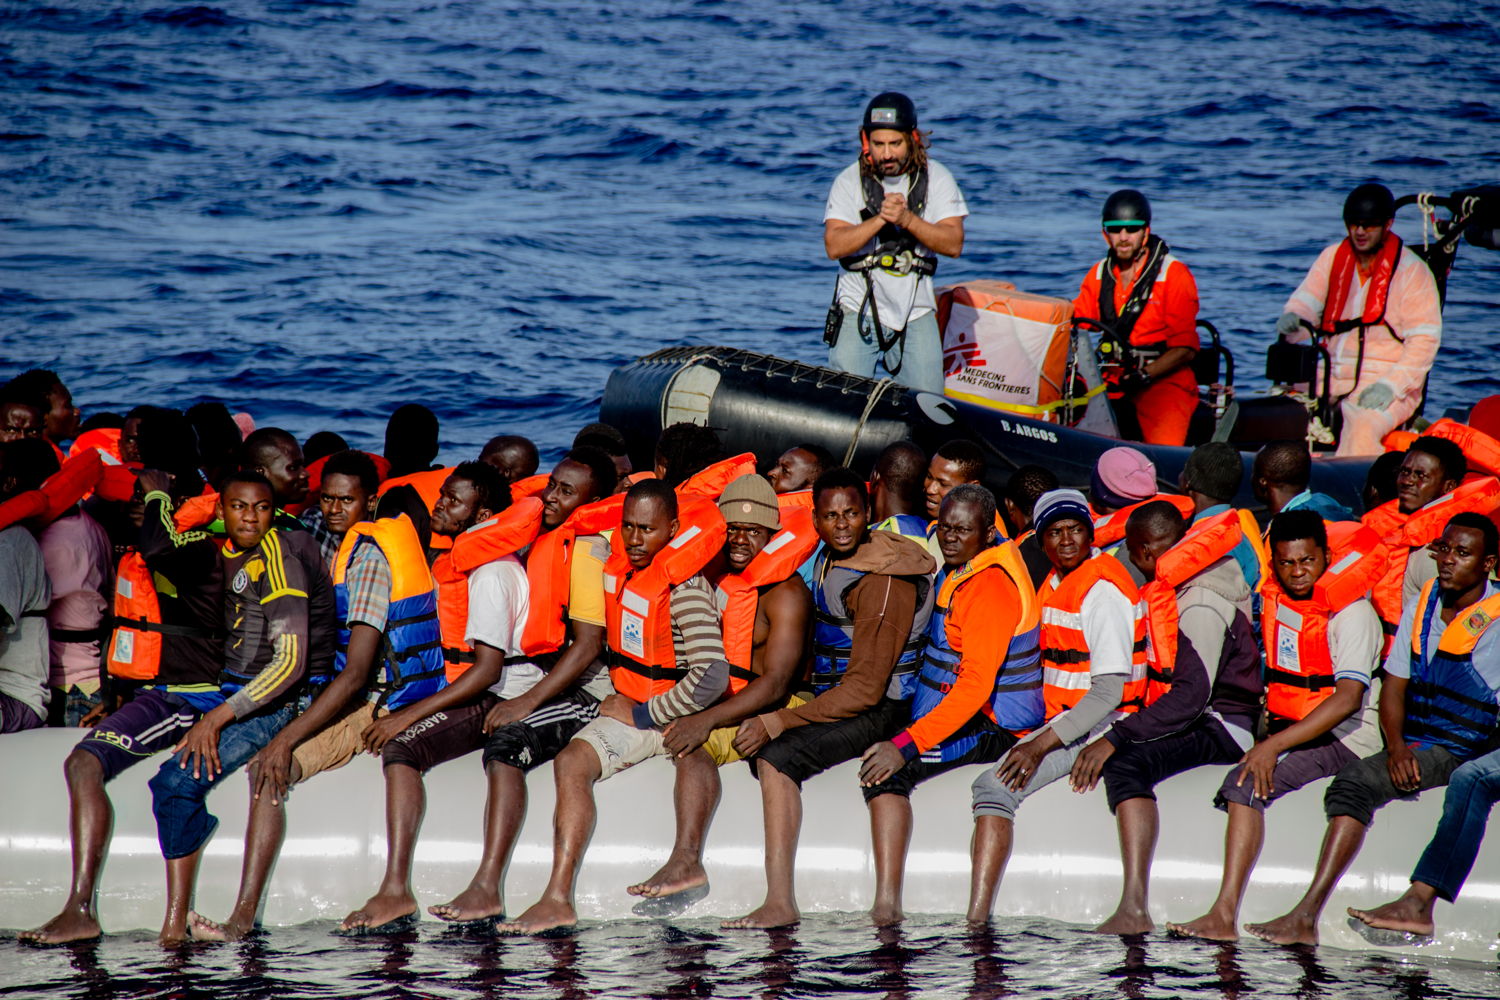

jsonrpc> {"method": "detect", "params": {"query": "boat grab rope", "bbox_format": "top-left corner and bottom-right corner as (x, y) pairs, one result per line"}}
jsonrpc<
(843, 378), (897, 467)
(1416, 191), (1481, 254)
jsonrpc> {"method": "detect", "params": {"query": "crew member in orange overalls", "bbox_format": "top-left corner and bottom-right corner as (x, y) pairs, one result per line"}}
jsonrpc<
(1277, 183), (1442, 457)
(1074, 190), (1201, 447)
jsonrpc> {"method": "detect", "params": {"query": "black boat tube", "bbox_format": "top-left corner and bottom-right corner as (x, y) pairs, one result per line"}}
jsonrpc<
(600, 346), (1375, 517)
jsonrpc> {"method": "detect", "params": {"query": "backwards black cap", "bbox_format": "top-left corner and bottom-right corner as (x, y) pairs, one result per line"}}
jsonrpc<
(1102, 189), (1152, 228)
(1343, 183), (1395, 225)
(862, 93), (918, 134)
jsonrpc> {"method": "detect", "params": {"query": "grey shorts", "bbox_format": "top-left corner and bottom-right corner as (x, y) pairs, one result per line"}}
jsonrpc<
(1214, 738), (1358, 813)
(972, 736), (1083, 820)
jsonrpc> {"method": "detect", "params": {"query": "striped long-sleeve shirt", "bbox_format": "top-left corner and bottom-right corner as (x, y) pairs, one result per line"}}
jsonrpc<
(630, 573), (730, 729)
(222, 529), (327, 718)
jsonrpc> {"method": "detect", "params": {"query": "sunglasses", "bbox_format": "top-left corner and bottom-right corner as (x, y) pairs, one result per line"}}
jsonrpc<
(1104, 224), (1146, 234)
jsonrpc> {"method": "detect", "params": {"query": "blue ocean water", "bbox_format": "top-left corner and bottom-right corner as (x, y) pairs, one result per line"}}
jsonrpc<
(3, 1), (1500, 996)
(3, 0), (1498, 463)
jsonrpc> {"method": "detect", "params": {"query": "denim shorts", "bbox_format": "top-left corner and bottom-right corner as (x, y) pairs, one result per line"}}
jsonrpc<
(147, 698), (297, 859)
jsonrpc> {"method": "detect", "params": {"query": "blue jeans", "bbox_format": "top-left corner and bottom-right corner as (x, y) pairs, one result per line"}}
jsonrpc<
(828, 308), (944, 394)
(1411, 746), (1500, 901)
(147, 699), (296, 860)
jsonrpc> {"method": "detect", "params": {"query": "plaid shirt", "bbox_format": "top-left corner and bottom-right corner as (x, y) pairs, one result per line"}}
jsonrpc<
(299, 507), (342, 577)
(343, 541), (391, 633)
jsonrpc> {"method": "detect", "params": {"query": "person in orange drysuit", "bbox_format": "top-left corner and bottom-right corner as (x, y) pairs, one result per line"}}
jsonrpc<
(1277, 183), (1442, 457)
(1074, 190), (1201, 447)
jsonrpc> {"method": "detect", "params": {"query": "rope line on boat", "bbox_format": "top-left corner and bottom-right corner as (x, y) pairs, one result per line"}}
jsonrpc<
(843, 378), (896, 466)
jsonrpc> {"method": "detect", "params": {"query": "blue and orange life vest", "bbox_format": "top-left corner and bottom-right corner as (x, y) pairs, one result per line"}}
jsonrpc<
(332, 514), (445, 710)
(913, 541), (1041, 759)
(810, 535), (934, 700)
(1406, 577), (1500, 762)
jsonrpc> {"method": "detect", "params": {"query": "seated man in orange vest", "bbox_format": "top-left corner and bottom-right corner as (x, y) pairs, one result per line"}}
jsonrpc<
(967, 488), (1143, 924)
(1167, 511), (1383, 941)
(859, 483), (1041, 926)
(338, 461), (563, 934)
(498, 479), (730, 935)
(624, 474), (813, 912)
(426, 448), (620, 928)
(1074, 190), (1200, 446)
(1277, 183), (1441, 457)
(724, 467), (935, 930)
(1362, 435), (1489, 636)
(1072, 500), (1262, 935)
(1249, 513), (1500, 945)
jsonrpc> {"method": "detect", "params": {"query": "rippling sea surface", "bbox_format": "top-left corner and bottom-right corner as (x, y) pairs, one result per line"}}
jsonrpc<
(3, 1), (1500, 996)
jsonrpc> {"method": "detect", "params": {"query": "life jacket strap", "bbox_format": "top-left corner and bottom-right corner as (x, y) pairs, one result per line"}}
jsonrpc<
(1265, 668), (1337, 691)
(112, 615), (220, 640)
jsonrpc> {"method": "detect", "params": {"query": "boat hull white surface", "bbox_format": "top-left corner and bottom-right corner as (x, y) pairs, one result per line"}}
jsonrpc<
(1, 729), (1495, 961)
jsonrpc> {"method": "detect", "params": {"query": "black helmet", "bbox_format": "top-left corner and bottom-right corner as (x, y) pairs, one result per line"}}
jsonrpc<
(862, 93), (918, 134)
(1343, 183), (1395, 225)
(1102, 189), (1152, 228)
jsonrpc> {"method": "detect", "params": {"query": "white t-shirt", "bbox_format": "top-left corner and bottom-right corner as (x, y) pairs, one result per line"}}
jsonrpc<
(464, 557), (545, 702)
(1326, 599), (1384, 757)
(823, 159), (968, 330)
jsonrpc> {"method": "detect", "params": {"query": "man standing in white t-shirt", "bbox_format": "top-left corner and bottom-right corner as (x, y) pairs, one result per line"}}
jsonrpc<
(822, 92), (968, 394)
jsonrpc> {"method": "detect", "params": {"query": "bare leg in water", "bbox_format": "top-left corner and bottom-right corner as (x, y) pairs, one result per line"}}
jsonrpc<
(340, 762), (425, 932)
(161, 849), (206, 946)
(1094, 798), (1158, 935)
(868, 793), (912, 926)
(1347, 881), (1440, 936)
(1247, 816), (1368, 945)
(723, 759), (802, 930)
(189, 761), (301, 942)
(21, 751), (113, 945)
(496, 741), (601, 934)
(628, 748), (720, 898)
(430, 761), (528, 922)
(1166, 803), (1266, 942)
(965, 815), (1014, 925)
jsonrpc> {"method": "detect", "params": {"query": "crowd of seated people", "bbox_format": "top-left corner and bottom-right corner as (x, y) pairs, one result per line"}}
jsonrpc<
(2, 366), (1495, 950)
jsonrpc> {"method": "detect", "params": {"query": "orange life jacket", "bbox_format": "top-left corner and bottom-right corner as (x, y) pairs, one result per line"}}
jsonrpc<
(1039, 552), (1147, 719)
(431, 498), (544, 682)
(1091, 494), (1196, 548)
(520, 494), (625, 656)
(714, 505), (818, 692)
(1362, 477), (1500, 634)
(602, 497), (726, 701)
(95, 463), (138, 503)
(1261, 522), (1384, 722)
(1320, 234), (1402, 336)
(1414, 419), (1500, 477)
(106, 495), (219, 681)
(509, 472), (550, 504)
(677, 453), (758, 500)
(1140, 510), (1243, 705)
(0, 449), (102, 531)
(67, 427), (124, 465)
(378, 466), (456, 551)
